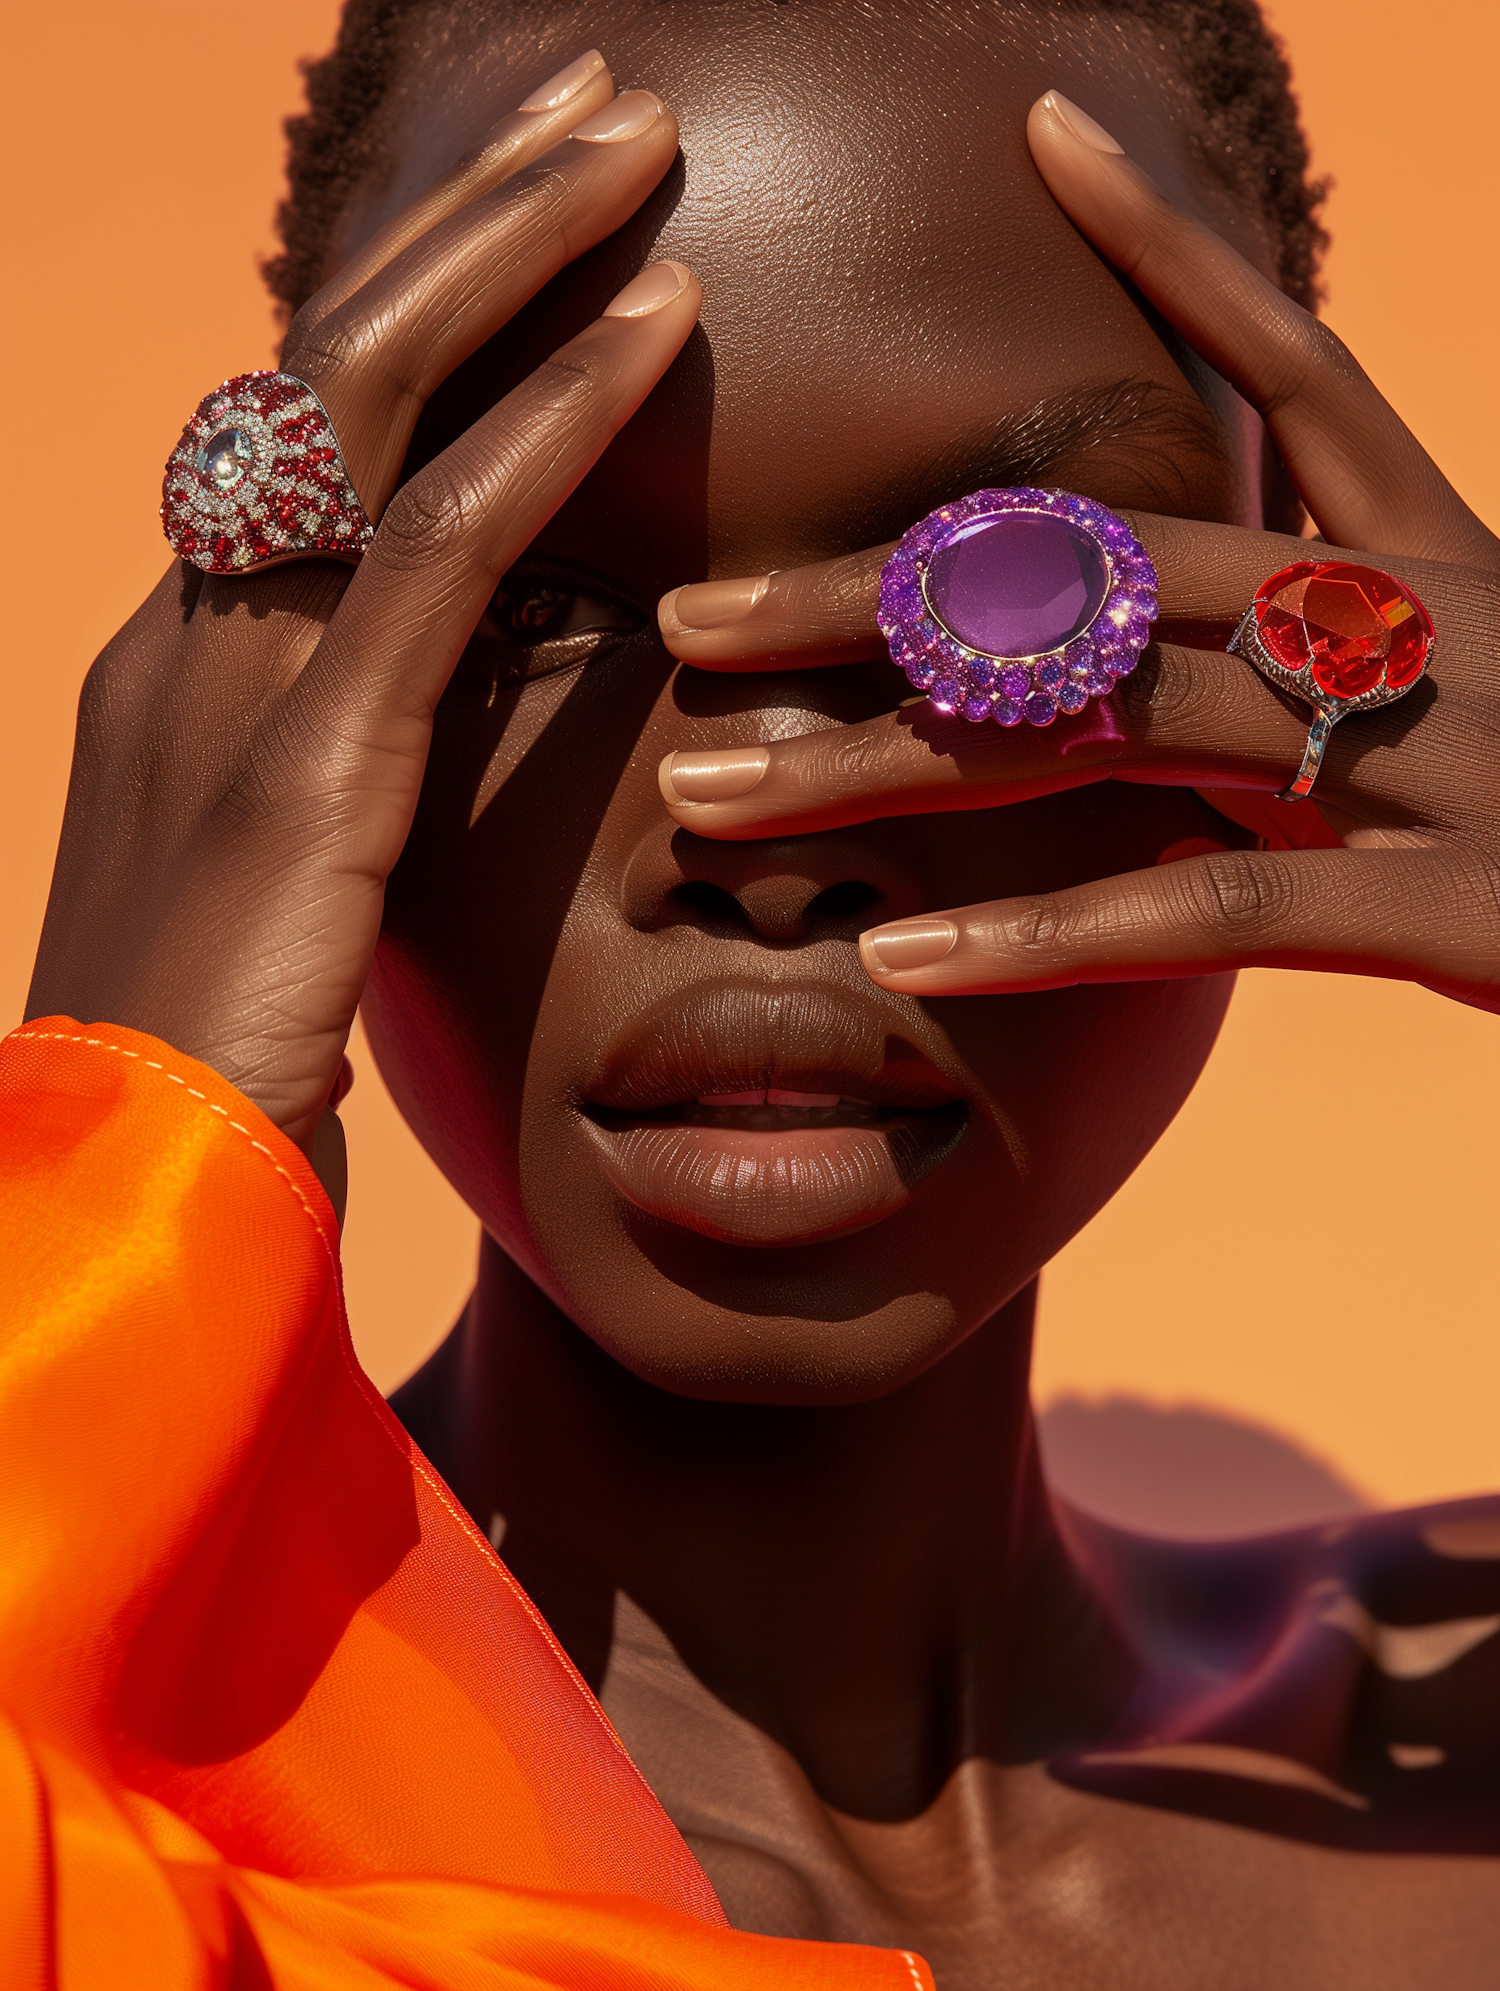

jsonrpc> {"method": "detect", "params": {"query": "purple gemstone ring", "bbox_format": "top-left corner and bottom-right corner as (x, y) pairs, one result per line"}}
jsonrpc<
(877, 487), (1158, 726)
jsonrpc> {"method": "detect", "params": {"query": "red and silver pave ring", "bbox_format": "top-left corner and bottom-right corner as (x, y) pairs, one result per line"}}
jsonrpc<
(1228, 559), (1435, 800)
(161, 371), (375, 575)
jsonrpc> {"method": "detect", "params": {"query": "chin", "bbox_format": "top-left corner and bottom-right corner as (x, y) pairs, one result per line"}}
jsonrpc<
(532, 1242), (993, 1407)
(501, 1106), (1043, 1406)
(365, 939), (1235, 1408)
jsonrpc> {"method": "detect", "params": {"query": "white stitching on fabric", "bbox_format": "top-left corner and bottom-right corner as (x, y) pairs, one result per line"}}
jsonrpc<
(8, 1029), (672, 1826)
(8, 1031), (338, 1270)
(899, 1952), (928, 1991)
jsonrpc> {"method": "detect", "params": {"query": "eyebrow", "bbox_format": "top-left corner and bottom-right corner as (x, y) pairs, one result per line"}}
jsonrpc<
(874, 376), (1238, 534)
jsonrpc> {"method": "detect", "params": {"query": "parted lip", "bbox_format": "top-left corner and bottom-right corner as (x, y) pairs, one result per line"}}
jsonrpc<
(576, 980), (971, 1247)
(579, 979), (968, 1117)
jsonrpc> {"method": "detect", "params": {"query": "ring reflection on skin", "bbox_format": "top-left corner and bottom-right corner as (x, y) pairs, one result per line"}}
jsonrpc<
(18, 0), (1500, 1984)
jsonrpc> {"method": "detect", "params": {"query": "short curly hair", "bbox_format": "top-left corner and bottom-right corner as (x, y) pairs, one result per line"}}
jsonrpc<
(261, 0), (1327, 322)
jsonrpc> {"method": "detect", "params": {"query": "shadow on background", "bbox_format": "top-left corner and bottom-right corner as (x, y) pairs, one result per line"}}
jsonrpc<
(1037, 1393), (1370, 1540)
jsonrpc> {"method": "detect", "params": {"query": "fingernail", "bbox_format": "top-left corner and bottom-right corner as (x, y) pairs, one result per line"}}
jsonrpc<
(519, 48), (606, 112)
(571, 88), (664, 142)
(658, 747), (770, 805)
(861, 919), (959, 974)
(659, 575), (769, 635)
(604, 260), (691, 318)
(1043, 89), (1126, 154)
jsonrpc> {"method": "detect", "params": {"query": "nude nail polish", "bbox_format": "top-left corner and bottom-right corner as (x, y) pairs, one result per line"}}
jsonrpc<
(861, 920), (959, 973)
(658, 748), (770, 805)
(659, 576), (769, 635)
(571, 89), (665, 143)
(518, 49), (606, 112)
(1043, 90), (1126, 154)
(604, 261), (691, 318)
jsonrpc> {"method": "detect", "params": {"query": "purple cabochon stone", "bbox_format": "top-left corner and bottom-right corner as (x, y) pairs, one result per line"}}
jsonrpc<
(926, 511), (1110, 658)
(960, 692), (994, 722)
(992, 696), (1024, 727)
(1056, 679), (1090, 714)
(1035, 659), (1065, 692)
(997, 665), (1031, 703)
(931, 673), (966, 710)
(904, 654), (937, 689)
(1022, 692), (1058, 727)
(1082, 666), (1114, 697)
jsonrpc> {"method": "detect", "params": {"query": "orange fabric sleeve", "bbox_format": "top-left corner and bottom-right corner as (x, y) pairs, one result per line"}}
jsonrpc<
(0, 1021), (933, 1991)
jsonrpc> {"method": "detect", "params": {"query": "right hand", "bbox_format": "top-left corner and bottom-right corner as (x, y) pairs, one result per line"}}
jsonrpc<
(27, 53), (700, 1158)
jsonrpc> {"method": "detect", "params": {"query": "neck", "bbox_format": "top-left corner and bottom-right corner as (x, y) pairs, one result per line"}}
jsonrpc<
(426, 1237), (1131, 1816)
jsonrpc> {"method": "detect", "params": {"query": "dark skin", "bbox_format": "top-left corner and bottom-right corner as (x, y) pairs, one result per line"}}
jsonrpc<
(27, 4), (1500, 1984)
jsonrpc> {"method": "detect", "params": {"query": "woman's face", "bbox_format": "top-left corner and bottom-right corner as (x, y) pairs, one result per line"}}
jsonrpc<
(358, 2), (1269, 1402)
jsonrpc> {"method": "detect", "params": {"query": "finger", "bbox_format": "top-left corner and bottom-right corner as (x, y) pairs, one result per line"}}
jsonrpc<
(295, 49), (617, 329)
(855, 847), (1500, 1008)
(658, 508), (1475, 708)
(655, 642), (1313, 842)
(1026, 91), (1499, 570)
(659, 544), (895, 670)
(284, 262), (701, 818)
(280, 92), (680, 511)
(657, 598), (1486, 845)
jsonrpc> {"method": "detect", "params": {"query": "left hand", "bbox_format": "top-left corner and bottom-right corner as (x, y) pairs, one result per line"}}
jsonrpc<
(652, 91), (1500, 1013)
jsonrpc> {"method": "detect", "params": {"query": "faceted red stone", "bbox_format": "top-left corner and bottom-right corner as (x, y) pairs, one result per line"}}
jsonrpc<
(1254, 560), (1433, 701)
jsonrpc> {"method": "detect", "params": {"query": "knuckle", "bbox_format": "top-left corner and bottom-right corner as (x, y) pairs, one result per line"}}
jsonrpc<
(997, 895), (1066, 955)
(369, 465), (472, 571)
(1193, 850), (1294, 933)
(822, 728), (895, 789)
(1302, 313), (1356, 374)
(512, 158), (573, 217)
(75, 654), (122, 743)
(277, 298), (320, 369)
(1257, 309), (1354, 413)
(487, 349), (604, 457)
(279, 314), (363, 389)
(1111, 647), (1185, 734)
(782, 547), (889, 642)
(491, 161), (578, 260)
(532, 348), (604, 404)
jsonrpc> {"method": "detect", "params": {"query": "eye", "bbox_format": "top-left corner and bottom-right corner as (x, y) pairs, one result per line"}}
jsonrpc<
(446, 564), (644, 703)
(476, 580), (637, 647)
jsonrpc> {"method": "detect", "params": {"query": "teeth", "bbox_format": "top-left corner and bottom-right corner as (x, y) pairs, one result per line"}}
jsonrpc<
(767, 1088), (840, 1108)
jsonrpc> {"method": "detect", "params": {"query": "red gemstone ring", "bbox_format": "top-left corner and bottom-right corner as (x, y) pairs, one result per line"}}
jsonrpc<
(1228, 560), (1434, 800)
(161, 371), (375, 575)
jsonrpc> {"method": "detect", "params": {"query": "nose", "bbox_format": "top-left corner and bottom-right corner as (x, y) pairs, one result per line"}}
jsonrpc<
(620, 824), (933, 945)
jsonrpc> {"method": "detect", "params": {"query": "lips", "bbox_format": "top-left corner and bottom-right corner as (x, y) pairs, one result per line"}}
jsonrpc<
(579, 982), (968, 1247)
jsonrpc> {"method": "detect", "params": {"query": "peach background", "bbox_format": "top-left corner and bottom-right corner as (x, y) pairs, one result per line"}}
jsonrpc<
(3, 2), (1496, 1512)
